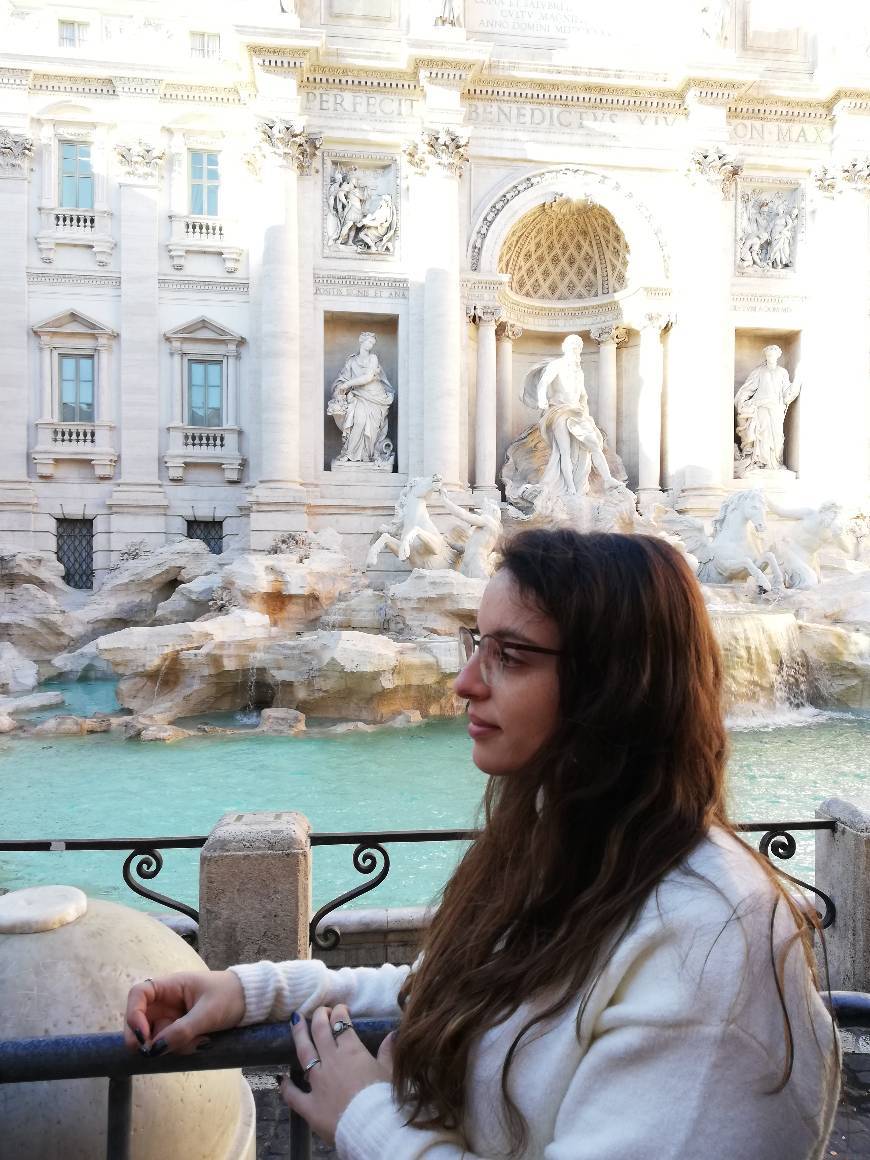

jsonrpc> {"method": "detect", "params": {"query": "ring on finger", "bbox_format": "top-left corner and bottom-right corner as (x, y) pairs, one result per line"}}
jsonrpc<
(302, 1056), (322, 1075)
(332, 1019), (353, 1039)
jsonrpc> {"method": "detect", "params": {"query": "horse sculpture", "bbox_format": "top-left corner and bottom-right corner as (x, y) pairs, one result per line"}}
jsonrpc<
(656, 489), (785, 592)
(366, 474), (463, 570)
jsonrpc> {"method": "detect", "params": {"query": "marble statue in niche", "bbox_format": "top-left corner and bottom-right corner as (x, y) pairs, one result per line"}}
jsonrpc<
(326, 163), (398, 254)
(734, 345), (801, 475)
(737, 189), (799, 272)
(327, 332), (395, 470)
(502, 334), (627, 517)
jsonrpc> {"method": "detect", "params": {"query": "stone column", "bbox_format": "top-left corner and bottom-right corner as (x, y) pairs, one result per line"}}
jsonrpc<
(637, 314), (668, 508)
(169, 341), (183, 426)
(199, 810), (312, 970)
(590, 324), (627, 451)
(226, 345), (239, 429)
(406, 128), (468, 485)
(669, 131), (742, 515)
(39, 339), (53, 420)
(799, 163), (870, 497)
(0, 129), (38, 541)
(495, 322), (521, 484)
(96, 339), (111, 423)
(106, 140), (168, 554)
(248, 121), (321, 548)
(468, 305), (500, 495)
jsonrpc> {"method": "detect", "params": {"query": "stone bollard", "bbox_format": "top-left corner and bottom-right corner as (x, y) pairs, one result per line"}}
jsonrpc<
(199, 810), (312, 970)
(816, 798), (870, 991)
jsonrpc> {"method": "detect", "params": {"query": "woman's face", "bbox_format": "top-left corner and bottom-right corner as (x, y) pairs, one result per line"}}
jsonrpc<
(454, 569), (561, 776)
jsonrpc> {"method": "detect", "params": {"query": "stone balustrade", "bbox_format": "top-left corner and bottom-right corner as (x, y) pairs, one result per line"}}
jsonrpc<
(32, 418), (117, 480)
(167, 213), (242, 273)
(165, 423), (243, 482)
(36, 206), (114, 266)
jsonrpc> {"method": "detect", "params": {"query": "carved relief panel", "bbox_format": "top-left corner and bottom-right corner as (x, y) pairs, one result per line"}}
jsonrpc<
(735, 178), (803, 277)
(322, 152), (400, 260)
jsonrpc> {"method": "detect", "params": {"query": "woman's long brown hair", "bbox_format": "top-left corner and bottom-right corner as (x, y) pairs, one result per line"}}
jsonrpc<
(391, 528), (824, 1148)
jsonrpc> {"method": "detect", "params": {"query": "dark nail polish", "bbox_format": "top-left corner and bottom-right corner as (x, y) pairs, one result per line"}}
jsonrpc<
(148, 1039), (168, 1058)
(133, 1028), (145, 1046)
(290, 1012), (300, 1026)
(275, 1074), (285, 1087)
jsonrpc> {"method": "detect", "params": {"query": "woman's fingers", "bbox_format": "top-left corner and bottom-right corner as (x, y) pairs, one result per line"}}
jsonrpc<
(123, 978), (156, 1049)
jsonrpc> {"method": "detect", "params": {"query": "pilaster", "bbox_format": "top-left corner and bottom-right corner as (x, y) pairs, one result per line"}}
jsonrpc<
(107, 139), (168, 551)
(0, 128), (38, 538)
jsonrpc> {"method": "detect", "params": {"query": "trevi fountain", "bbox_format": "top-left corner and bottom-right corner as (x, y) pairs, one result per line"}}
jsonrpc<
(1, 0), (869, 909)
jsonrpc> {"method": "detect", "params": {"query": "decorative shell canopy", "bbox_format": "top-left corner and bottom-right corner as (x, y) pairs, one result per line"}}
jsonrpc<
(499, 198), (629, 300)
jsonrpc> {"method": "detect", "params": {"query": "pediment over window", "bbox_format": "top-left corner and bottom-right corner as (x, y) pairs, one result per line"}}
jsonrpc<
(164, 317), (245, 343)
(32, 310), (117, 338)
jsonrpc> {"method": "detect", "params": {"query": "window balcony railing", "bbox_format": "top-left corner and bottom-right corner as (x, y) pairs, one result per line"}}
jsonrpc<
(36, 206), (114, 267)
(32, 419), (117, 480)
(165, 423), (243, 483)
(167, 214), (242, 274)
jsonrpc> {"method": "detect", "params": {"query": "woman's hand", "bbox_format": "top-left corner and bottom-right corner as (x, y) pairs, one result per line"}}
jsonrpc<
(123, 970), (246, 1055)
(278, 1003), (395, 1147)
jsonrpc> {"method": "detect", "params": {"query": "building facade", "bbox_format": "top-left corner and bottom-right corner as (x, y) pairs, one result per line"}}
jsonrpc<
(2, 0), (870, 585)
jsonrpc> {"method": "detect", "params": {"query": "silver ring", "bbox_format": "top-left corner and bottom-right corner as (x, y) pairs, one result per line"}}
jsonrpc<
(302, 1056), (321, 1075)
(332, 1019), (353, 1038)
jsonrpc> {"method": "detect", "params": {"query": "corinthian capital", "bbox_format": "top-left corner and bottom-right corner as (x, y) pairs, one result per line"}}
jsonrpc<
(259, 120), (322, 175)
(0, 128), (33, 175)
(590, 324), (628, 346)
(841, 156), (870, 191)
(688, 144), (742, 196)
(404, 126), (469, 178)
(115, 141), (164, 182)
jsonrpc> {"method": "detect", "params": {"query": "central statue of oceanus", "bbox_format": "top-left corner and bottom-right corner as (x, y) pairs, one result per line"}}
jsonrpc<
(502, 334), (630, 519)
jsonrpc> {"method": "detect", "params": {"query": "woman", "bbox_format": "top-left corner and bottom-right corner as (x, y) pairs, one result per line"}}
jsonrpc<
(126, 530), (839, 1158)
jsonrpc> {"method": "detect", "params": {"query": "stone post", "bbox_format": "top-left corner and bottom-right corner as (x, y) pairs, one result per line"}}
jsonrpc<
(169, 341), (183, 426)
(469, 305), (500, 496)
(39, 338), (53, 420)
(0, 128), (38, 540)
(96, 339), (111, 423)
(668, 119), (741, 513)
(199, 810), (312, 970)
(106, 139), (168, 553)
(406, 128), (468, 485)
(248, 121), (321, 547)
(496, 323), (521, 474)
(637, 314), (667, 508)
(590, 324), (627, 451)
(815, 798), (870, 991)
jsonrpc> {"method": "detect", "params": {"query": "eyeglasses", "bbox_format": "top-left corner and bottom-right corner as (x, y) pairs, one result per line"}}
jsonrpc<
(458, 626), (563, 688)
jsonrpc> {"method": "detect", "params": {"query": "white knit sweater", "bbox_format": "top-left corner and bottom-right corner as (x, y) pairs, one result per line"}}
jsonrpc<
(230, 829), (839, 1159)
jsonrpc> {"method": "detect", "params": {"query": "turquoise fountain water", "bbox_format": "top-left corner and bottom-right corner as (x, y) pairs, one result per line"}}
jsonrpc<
(2, 680), (869, 913)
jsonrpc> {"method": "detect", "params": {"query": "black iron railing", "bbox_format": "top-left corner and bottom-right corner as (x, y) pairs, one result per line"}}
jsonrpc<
(0, 1017), (397, 1160)
(0, 992), (866, 1159)
(0, 819), (837, 946)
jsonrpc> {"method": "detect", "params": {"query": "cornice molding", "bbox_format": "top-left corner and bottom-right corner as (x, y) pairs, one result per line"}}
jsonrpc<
(27, 270), (121, 288)
(158, 277), (249, 294)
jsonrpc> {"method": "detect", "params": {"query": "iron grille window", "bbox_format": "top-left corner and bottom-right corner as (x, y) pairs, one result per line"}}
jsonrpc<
(59, 354), (95, 422)
(189, 151), (219, 216)
(56, 518), (94, 589)
(59, 142), (93, 209)
(186, 520), (223, 554)
(188, 360), (223, 426)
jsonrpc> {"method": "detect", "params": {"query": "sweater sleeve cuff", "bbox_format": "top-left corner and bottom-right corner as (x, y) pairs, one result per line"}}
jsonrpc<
(228, 959), (328, 1026)
(335, 1082), (402, 1160)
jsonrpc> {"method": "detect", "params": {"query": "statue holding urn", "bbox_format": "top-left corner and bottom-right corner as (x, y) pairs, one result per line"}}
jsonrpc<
(327, 332), (395, 471)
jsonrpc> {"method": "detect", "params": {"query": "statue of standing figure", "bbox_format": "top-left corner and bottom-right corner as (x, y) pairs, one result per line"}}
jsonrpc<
(327, 332), (395, 470)
(502, 334), (626, 516)
(734, 345), (800, 475)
